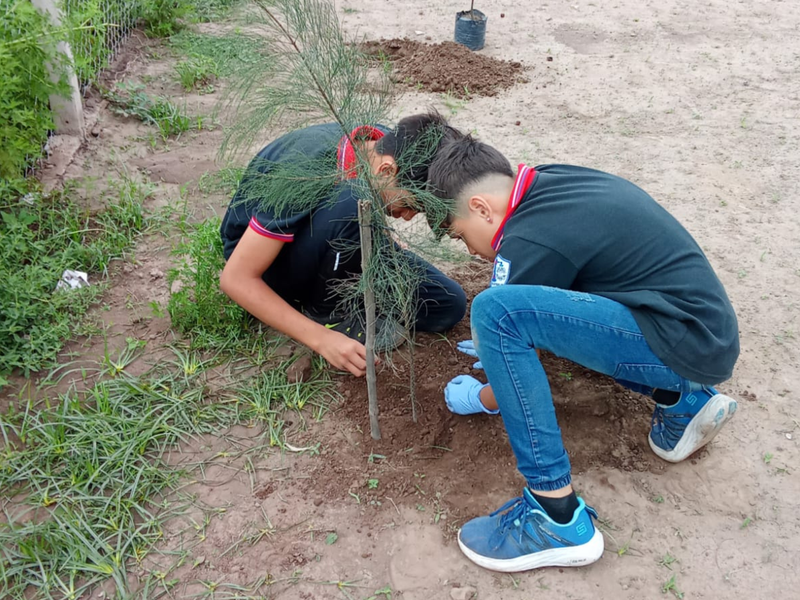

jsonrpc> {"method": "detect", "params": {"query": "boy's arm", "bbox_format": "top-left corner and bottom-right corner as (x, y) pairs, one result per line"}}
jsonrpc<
(220, 227), (369, 377)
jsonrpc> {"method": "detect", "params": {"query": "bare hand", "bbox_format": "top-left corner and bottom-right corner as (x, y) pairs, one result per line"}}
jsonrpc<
(316, 330), (369, 377)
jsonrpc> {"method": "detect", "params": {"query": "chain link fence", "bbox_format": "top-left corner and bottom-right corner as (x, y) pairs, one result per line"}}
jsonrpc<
(60, 0), (144, 87)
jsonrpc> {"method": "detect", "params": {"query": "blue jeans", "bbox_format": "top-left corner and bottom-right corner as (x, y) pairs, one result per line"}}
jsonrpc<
(471, 285), (711, 492)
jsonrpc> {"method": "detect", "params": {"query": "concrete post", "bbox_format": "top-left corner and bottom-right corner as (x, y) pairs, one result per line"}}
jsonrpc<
(30, 0), (85, 136)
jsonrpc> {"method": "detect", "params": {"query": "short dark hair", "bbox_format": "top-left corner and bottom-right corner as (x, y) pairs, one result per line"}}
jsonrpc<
(376, 110), (463, 188)
(425, 136), (514, 232)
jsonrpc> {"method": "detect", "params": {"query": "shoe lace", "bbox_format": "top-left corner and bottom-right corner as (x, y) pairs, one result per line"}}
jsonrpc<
(492, 497), (529, 535)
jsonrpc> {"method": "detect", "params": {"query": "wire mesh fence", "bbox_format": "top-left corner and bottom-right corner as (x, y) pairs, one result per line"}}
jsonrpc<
(60, 0), (143, 87)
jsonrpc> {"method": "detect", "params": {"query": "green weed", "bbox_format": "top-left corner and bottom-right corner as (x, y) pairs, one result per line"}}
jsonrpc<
(169, 30), (266, 72)
(0, 176), (150, 379)
(192, 0), (242, 22)
(236, 368), (339, 447)
(141, 0), (191, 38)
(0, 2), (66, 182)
(175, 55), (219, 91)
(198, 166), (245, 196)
(0, 365), (236, 599)
(167, 218), (252, 350)
(661, 574), (684, 598)
(106, 82), (196, 139)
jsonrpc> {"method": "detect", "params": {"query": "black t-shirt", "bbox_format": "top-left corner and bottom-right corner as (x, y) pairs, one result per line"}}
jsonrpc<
(219, 123), (386, 308)
(494, 164), (739, 384)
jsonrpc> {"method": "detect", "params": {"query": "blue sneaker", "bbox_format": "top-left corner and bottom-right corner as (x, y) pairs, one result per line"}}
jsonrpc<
(649, 387), (738, 463)
(457, 489), (604, 572)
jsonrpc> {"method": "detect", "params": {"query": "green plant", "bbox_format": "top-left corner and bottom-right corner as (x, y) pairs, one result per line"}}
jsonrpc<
(198, 166), (245, 195)
(106, 82), (194, 138)
(367, 478), (379, 489)
(661, 574), (684, 598)
(141, 0), (190, 38)
(167, 218), (251, 349)
(192, 0), (242, 22)
(0, 1), (67, 182)
(175, 55), (219, 90)
(0, 363), (236, 599)
(62, 0), (113, 85)
(169, 30), (268, 73)
(0, 176), (150, 380)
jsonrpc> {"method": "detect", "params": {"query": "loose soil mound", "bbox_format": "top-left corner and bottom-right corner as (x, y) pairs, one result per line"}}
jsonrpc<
(361, 38), (527, 97)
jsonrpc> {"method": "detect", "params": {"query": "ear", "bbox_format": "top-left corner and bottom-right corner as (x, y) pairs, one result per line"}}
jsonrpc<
(378, 157), (398, 178)
(467, 195), (493, 221)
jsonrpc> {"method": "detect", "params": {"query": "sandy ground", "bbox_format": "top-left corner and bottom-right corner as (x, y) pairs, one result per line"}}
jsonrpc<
(22, 0), (800, 598)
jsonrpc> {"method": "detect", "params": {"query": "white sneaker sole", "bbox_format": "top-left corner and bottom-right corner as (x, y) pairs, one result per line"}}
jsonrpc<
(649, 393), (738, 463)
(457, 527), (604, 573)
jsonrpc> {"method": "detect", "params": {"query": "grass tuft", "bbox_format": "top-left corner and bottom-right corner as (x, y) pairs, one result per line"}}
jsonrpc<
(106, 82), (198, 139)
(0, 366), (236, 599)
(175, 55), (219, 91)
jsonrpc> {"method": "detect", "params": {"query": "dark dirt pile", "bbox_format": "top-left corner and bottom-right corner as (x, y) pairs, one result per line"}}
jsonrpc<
(361, 38), (527, 97)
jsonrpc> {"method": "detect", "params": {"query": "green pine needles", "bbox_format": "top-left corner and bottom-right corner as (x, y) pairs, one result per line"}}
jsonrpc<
(222, 0), (457, 437)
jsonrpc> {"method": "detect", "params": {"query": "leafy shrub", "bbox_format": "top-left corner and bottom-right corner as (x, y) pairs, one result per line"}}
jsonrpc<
(0, 1), (66, 182)
(141, 0), (190, 38)
(168, 218), (250, 349)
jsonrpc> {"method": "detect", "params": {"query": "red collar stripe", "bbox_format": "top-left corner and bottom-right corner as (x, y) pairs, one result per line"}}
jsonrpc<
(336, 125), (385, 179)
(491, 164), (537, 251)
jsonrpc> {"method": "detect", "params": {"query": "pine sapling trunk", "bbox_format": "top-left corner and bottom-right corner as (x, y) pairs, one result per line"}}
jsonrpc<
(358, 200), (381, 440)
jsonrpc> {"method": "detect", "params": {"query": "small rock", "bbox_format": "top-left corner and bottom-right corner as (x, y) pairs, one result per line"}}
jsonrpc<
(91, 125), (101, 137)
(361, 552), (372, 558)
(170, 279), (184, 295)
(274, 343), (294, 358)
(546, 56), (554, 62)
(123, 264), (134, 274)
(450, 586), (477, 600)
(786, 433), (793, 440)
(515, 120), (521, 126)
(447, 355), (459, 365)
(314, 498), (323, 506)
(462, 366), (471, 374)
(149, 268), (164, 279)
(287, 354), (313, 383)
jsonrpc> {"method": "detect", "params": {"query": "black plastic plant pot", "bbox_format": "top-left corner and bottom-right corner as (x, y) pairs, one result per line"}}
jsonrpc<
(454, 9), (487, 51)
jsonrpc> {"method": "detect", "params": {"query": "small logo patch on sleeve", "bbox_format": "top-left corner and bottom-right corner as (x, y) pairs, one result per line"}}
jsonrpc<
(491, 255), (511, 287)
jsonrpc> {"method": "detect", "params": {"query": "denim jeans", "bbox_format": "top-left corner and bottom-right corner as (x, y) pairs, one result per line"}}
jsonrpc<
(471, 284), (710, 492)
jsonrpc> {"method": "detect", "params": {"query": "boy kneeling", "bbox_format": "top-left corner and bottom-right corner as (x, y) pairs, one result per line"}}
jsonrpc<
(426, 138), (739, 572)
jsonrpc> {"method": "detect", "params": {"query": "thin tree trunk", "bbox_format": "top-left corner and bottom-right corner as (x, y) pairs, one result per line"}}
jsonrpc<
(409, 338), (417, 423)
(358, 200), (381, 440)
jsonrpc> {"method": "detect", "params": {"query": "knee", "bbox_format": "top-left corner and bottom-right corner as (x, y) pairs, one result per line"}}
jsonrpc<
(470, 287), (505, 337)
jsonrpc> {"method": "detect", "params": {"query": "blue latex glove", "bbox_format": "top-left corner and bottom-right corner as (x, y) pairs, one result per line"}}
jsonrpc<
(444, 375), (499, 415)
(457, 339), (483, 370)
